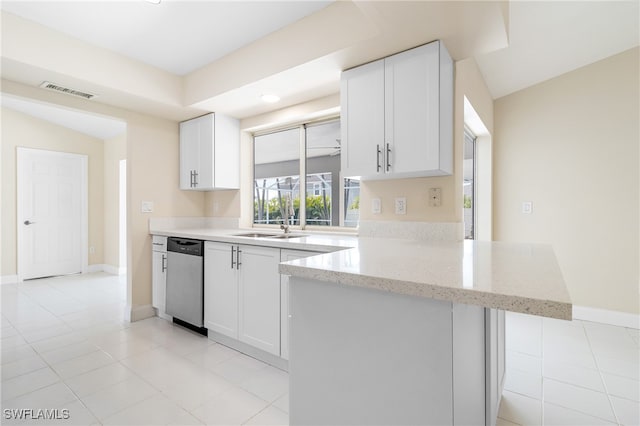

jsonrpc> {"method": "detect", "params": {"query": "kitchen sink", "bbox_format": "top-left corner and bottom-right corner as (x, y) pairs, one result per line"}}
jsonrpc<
(233, 232), (278, 238)
(268, 234), (306, 239)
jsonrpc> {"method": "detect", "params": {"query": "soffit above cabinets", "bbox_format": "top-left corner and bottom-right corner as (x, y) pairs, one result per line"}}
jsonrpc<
(0, 1), (509, 121)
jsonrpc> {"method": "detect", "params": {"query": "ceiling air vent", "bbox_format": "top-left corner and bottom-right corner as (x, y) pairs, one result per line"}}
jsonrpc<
(39, 81), (97, 100)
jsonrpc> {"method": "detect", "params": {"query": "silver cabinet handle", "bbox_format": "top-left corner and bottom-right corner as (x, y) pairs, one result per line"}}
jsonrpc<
(236, 248), (242, 269)
(231, 246), (236, 269)
(161, 254), (167, 273)
(24, 220), (36, 225)
(386, 143), (391, 172)
(376, 144), (382, 172)
(193, 170), (198, 187)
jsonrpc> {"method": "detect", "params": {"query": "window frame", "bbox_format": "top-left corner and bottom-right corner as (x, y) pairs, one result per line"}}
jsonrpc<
(251, 115), (359, 233)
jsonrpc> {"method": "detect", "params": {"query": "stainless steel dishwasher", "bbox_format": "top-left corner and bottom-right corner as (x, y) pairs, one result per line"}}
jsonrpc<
(165, 237), (206, 334)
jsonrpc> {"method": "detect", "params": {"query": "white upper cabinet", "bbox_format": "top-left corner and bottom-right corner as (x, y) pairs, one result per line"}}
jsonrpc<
(341, 40), (453, 180)
(179, 113), (240, 190)
(341, 59), (385, 178)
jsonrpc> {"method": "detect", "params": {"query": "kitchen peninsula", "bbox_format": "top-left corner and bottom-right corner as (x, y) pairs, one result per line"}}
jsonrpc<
(279, 238), (571, 426)
(150, 222), (571, 425)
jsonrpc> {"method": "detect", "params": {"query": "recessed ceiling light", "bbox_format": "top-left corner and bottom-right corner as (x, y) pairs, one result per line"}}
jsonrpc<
(145, 0), (161, 4)
(261, 94), (280, 103)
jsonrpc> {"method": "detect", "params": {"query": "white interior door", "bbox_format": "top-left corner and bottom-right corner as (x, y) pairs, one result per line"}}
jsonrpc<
(17, 148), (87, 280)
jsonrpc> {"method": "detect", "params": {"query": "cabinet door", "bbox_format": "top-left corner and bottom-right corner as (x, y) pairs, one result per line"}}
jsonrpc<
(280, 249), (317, 360)
(204, 241), (238, 338)
(196, 114), (214, 190)
(213, 113), (240, 189)
(385, 42), (440, 175)
(179, 118), (200, 190)
(238, 245), (281, 355)
(151, 250), (167, 312)
(341, 59), (385, 178)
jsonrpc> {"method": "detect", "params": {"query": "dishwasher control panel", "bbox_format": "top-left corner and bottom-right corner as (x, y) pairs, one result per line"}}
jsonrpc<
(167, 238), (203, 256)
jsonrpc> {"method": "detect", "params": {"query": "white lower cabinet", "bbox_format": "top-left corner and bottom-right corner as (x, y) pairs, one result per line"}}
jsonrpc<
(204, 241), (281, 356)
(151, 236), (169, 319)
(280, 249), (318, 360)
(203, 241), (238, 337)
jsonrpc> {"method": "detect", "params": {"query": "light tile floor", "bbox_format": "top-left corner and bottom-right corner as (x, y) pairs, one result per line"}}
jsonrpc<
(1, 273), (638, 425)
(499, 311), (640, 426)
(2, 273), (287, 425)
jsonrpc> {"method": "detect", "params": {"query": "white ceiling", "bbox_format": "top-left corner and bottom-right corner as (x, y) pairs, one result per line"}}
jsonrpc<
(1, 1), (638, 136)
(476, 1), (640, 99)
(0, 0), (331, 76)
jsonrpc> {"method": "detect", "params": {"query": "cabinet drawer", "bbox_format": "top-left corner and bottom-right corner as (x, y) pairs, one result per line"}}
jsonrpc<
(152, 235), (167, 252)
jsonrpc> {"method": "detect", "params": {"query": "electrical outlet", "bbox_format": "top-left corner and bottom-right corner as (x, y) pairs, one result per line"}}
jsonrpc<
(89, 246), (95, 254)
(141, 201), (154, 213)
(522, 202), (533, 214)
(395, 197), (407, 215)
(429, 188), (442, 207)
(372, 198), (381, 214)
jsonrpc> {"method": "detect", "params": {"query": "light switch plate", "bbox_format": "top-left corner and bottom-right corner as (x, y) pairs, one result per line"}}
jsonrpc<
(522, 202), (533, 214)
(395, 197), (407, 215)
(141, 201), (154, 213)
(372, 198), (381, 214)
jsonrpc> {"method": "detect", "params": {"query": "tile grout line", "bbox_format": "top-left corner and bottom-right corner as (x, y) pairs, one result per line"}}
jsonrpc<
(582, 322), (622, 426)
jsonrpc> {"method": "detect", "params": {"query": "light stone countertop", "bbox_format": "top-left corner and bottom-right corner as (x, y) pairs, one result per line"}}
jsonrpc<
(149, 227), (359, 253)
(150, 226), (572, 320)
(280, 238), (572, 320)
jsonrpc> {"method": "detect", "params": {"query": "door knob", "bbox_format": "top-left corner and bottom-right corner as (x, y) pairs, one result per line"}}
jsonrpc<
(24, 220), (36, 225)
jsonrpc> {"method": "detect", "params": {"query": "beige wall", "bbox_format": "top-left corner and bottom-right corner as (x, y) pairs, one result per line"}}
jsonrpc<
(360, 57), (494, 223)
(126, 114), (205, 311)
(103, 133), (126, 269)
(2, 80), (205, 316)
(1, 107), (105, 274)
(493, 47), (639, 314)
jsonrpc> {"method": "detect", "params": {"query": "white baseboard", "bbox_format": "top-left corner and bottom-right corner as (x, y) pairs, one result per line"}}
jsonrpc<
(86, 264), (105, 273)
(1, 275), (19, 285)
(573, 305), (640, 329)
(125, 304), (156, 322)
(85, 264), (126, 276)
(103, 264), (126, 276)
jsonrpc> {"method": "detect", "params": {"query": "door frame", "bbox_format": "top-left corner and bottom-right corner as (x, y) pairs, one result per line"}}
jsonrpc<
(16, 147), (89, 281)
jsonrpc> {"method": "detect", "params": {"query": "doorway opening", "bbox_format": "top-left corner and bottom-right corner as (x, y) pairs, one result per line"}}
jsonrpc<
(463, 126), (477, 240)
(119, 159), (127, 274)
(463, 96), (492, 241)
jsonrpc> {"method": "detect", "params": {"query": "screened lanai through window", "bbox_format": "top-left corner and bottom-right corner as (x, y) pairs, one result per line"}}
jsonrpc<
(253, 119), (360, 228)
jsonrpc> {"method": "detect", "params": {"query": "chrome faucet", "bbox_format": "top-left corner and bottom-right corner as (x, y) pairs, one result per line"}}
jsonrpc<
(280, 193), (294, 234)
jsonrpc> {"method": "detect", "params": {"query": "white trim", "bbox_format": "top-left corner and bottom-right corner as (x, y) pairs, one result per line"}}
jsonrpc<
(81, 156), (89, 274)
(102, 264), (126, 276)
(86, 264), (105, 273)
(573, 305), (640, 329)
(125, 304), (156, 322)
(1, 275), (20, 285)
(87, 264), (125, 275)
(16, 148), (89, 281)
